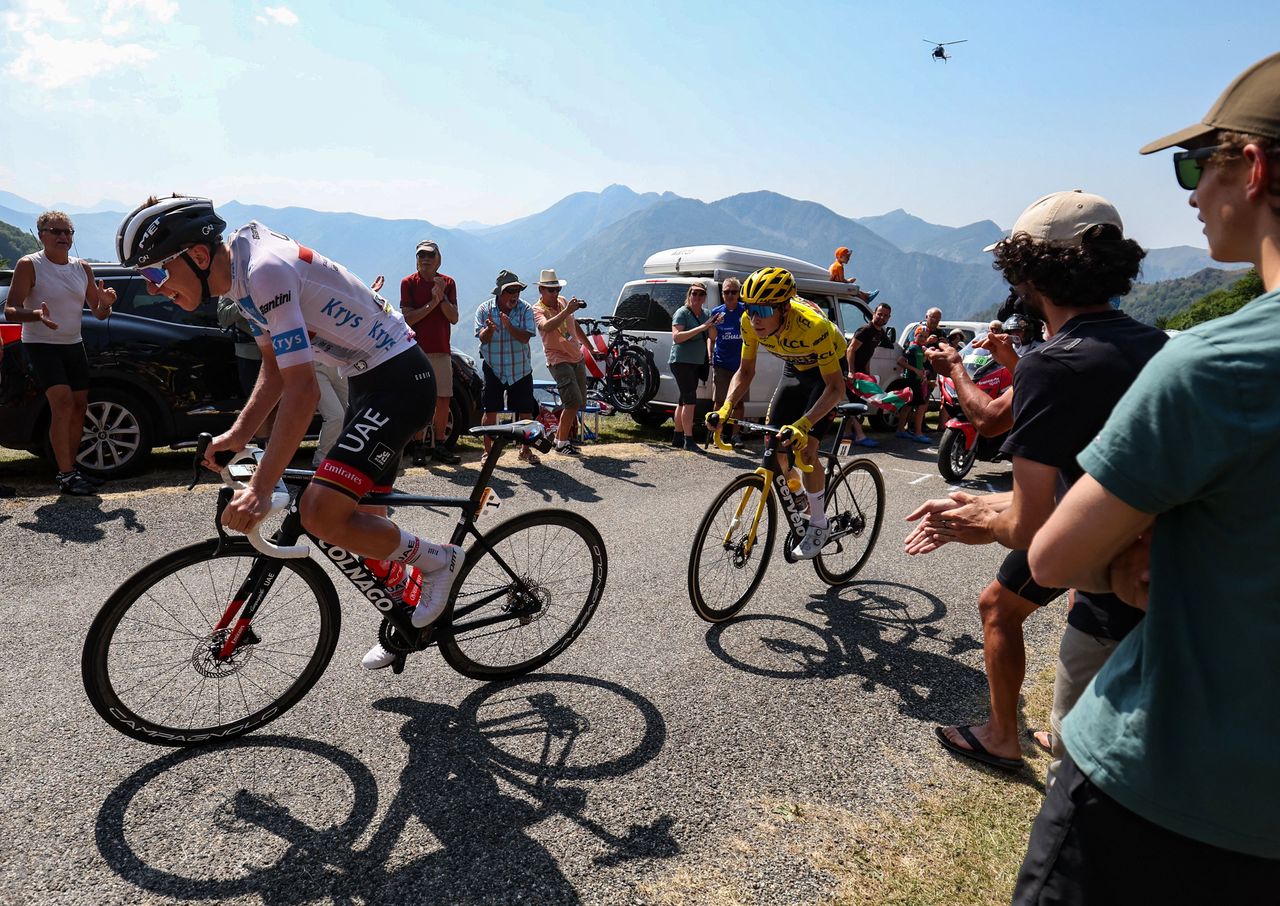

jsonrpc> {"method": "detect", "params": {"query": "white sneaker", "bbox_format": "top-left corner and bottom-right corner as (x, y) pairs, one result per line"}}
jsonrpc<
(361, 642), (396, 670)
(791, 522), (830, 560)
(412, 544), (465, 628)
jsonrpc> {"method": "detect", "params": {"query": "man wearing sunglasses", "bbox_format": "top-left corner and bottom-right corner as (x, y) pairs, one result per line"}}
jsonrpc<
(707, 267), (847, 560)
(117, 195), (466, 672)
(1012, 53), (1280, 902)
(3, 211), (117, 496)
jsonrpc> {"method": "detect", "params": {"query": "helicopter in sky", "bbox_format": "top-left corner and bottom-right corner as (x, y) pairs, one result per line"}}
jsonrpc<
(925, 39), (967, 62)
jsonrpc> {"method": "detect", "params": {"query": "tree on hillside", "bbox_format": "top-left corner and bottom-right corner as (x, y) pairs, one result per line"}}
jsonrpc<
(0, 219), (41, 270)
(1157, 269), (1264, 330)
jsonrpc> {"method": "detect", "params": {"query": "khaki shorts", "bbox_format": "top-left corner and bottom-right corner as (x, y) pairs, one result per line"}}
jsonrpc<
(426, 352), (453, 397)
(712, 365), (749, 406)
(549, 361), (588, 411)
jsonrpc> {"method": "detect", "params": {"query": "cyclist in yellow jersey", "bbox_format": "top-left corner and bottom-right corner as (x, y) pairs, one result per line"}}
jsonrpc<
(706, 267), (848, 559)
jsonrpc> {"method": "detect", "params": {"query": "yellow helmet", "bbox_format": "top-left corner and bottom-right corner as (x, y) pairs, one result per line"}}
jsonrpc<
(741, 267), (795, 308)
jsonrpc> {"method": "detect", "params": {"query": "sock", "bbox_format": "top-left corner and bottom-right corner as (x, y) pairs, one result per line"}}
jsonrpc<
(391, 529), (453, 571)
(806, 490), (828, 529)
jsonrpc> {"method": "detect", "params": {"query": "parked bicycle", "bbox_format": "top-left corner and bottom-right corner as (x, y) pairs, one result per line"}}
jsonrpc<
(687, 402), (886, 622)
(578, 316), (660, 413)
(81, 420), (608, 747)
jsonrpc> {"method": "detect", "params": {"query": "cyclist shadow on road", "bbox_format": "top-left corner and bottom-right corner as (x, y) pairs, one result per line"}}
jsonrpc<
(17, 499), (144, 544)
(95, 675), (675, 905)
(704, 580), (986, 724)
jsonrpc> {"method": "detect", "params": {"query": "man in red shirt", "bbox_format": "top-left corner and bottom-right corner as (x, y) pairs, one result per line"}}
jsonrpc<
(400, 240), (460, 465)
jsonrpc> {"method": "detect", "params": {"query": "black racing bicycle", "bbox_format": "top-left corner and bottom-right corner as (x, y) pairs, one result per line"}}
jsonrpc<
(688, 402), (886, 622)
(81, 421), (607, 747)
(578, 316), (660, 413)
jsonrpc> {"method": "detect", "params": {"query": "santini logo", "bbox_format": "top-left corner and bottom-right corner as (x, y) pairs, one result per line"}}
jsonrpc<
(260, 292), (291, 315)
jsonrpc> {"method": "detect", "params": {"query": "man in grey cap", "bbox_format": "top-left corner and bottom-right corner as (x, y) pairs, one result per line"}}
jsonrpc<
(1015, 53), (1280, 902)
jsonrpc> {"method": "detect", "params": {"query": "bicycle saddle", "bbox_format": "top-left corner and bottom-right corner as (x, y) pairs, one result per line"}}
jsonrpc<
(836, 401), (870, 416)
(470, 420), (550, 445)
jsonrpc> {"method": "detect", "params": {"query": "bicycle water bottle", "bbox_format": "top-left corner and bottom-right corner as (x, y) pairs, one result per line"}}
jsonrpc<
(364, 559), (405, 590)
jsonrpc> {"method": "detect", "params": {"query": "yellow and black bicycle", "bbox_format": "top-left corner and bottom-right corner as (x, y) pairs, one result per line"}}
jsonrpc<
(687, 402), (885, 622)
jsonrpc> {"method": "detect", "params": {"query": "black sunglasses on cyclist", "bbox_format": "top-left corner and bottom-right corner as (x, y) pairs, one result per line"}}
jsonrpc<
(1172, 144), (1234, 190)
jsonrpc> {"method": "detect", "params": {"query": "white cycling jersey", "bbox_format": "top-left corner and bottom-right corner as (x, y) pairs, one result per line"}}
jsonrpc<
(228, 221), (415, 377)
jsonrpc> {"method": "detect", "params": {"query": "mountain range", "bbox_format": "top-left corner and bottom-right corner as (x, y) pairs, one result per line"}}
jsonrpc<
(1, 185), (1243, 355)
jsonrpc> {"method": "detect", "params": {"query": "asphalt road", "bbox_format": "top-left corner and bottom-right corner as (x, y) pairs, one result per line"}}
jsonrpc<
(0, 435), (1060, 905)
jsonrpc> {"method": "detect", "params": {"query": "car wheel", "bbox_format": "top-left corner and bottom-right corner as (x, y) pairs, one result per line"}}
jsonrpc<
(76, 389), (154, 478)
(630, 404), (670, 429)
(442, 382), (476, 449)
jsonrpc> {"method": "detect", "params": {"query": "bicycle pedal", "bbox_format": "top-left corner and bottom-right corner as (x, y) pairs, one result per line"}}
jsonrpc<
(391, 656), (406, 675)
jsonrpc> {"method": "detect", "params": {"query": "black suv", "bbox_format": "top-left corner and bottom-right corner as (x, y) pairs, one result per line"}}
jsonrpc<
(0, 266), (482, 477)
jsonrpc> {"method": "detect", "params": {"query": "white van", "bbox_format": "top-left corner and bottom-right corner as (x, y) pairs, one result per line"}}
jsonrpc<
(611, 245), (899, 426)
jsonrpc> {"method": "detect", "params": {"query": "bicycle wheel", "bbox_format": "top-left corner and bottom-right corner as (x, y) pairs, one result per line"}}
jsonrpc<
(438, 509), (607, 681)
(813, 458), (886, 586)
(606, 348), (652, 413)
(82, 539), (341, 746)
(688, 472), (777, 622)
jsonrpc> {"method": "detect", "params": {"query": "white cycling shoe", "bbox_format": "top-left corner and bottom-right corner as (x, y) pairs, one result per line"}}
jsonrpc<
(411, 544), (465, 629)
(790, 521), (830, 560)
(362, 642), (396, 670)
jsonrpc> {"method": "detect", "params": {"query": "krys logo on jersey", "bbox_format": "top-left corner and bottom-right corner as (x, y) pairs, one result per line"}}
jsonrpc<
(320, 298), (401, 352)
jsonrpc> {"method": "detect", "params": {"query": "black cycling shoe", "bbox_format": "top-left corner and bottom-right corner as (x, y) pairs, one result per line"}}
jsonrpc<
(430, 446), (461, 465)
(409, 441), (429, 467)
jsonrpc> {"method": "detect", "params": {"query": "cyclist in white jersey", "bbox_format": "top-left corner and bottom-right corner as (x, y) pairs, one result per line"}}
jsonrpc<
(117, 195), (463, 670)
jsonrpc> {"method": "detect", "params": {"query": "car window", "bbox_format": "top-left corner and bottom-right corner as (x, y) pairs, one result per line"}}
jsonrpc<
(115, 285), (220, 328)
(615, 283), (692, 331)
(838, 300), (869, 336)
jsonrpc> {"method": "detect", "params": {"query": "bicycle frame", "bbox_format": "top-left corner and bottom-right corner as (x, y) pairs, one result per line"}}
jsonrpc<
(206, 434), (540, 662)
(717, 411), (862, 560)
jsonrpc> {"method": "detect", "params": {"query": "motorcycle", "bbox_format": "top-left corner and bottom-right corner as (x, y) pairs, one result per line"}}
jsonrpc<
(936, 341), (1013, 481)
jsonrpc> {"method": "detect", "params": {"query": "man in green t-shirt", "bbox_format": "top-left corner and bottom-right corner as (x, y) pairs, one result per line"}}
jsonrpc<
(1016, 53), (1280, 902)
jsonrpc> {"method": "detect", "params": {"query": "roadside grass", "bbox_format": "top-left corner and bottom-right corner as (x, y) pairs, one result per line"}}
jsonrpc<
(638, 666), (1055, 906)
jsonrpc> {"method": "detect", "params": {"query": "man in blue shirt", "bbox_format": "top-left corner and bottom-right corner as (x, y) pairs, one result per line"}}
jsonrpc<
(474, 270), (539, 463)
(707, 277), (748, 444)
(1017, 52), (1280, 902)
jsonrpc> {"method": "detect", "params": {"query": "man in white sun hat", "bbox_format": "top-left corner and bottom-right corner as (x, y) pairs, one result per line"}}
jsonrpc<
(531, 268), (591, 455)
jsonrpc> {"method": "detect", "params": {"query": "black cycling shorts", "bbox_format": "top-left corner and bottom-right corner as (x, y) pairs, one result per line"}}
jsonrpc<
(313, 346), (435, 499)
(765, 365), (834, 440)
(25, 341), (89, 392)
(997, 548), (1067, 607)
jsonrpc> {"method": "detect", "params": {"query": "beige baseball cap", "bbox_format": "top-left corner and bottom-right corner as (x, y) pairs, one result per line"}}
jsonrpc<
(1140, 51), (1280, 153)
(984, 190), (1123, 253)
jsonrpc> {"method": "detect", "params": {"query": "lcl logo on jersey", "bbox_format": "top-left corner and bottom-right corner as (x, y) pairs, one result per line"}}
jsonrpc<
(337, 408), (390, 453)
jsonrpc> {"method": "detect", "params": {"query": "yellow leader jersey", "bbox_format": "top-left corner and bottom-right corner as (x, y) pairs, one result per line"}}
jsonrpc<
(740, 299), (844, 375)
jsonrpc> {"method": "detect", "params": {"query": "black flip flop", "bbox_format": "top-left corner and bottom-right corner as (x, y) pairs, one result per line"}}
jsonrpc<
(935, 725), (1025, 772)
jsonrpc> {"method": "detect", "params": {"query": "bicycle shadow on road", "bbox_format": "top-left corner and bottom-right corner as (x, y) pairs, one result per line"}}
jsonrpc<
(94, 675), (675, 905)
(17, 498), (144, 544)
(704, 580), (986, 724)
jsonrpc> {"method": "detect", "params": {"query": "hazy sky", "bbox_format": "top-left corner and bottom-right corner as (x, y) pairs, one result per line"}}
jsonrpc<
(1, 0), (1273, 248)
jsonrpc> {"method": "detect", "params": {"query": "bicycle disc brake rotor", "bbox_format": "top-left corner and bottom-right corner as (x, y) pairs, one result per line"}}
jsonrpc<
(506, 577), (548, 624)
(192, 628), (255, 678)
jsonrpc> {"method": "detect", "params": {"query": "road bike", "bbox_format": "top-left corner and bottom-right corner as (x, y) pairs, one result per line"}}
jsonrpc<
(81, 421), (608, 747)
(687, 402), (886, 622)
(578, 316), (660, 413)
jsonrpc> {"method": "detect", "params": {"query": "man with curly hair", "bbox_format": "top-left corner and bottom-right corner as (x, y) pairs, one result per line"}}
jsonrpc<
(1016, 53), (1280, 902)
(904, 190), (1167, 775)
